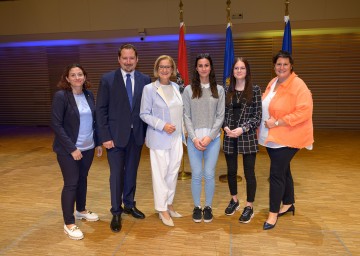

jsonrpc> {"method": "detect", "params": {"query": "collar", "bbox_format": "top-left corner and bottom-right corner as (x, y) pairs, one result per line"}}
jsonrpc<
(277, 72), (297, 88)
(121, 69), (135, 79)
(201, 83), (210, 89)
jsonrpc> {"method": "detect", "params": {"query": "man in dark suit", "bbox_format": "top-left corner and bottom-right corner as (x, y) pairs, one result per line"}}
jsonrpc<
(96, 44), (151, 232)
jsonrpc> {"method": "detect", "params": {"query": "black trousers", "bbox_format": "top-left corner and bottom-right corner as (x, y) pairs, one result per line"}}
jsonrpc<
(57, 148), (95, 225)
(266, 147), (299, 213)
(225, 151), (257, 203)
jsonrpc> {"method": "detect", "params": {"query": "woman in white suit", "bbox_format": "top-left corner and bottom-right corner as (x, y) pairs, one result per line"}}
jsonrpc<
(140, 55), (185, 227)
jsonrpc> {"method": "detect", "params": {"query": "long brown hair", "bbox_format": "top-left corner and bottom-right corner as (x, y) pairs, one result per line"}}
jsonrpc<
(57, 63), (92, 91)
(226, 57), (253, 105)
(191, 53), (219, 99)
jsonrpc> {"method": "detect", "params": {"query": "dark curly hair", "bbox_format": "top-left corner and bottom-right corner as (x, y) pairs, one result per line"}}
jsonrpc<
(57, 63), (92, 91)
(191, 53), (219, 99)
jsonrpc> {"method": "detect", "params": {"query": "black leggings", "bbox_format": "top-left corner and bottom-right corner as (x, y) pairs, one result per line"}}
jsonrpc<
(225, 152), (257, 202)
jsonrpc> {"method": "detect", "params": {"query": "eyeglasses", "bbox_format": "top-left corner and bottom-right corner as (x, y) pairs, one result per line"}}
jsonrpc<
(159, 65), (172, 70)
(234, 67), (246, 71)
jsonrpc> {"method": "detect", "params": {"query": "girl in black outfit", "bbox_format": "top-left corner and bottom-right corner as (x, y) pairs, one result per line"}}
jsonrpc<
(223, 57), (262, 223)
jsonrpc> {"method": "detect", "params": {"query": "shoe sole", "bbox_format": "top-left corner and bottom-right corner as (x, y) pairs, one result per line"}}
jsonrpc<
(239, 213), (254, 224)
(203, 218), (213, 223)
(225, 205), (240, 216)
(75, 216), (99, 222)
(193, 218), (202, 223)
(64, 230), (84, 240)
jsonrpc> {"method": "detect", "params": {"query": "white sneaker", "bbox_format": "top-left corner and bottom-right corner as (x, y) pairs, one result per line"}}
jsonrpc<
(64, 224), (84, 240)
(75, 210), (99, 221)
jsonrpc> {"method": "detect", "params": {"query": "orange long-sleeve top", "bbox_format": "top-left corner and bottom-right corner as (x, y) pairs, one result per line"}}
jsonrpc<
(263, 72), (314, 149)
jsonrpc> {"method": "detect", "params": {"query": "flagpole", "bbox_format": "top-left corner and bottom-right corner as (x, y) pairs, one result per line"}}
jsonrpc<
(282, 0), (292, 53)
(177, 0), (191, 181)
(219, 0), (242, 183)
(285, 0), (289, 16)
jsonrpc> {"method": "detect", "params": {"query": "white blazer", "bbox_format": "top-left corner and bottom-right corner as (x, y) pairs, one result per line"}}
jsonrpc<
(140, 80), (186, 150)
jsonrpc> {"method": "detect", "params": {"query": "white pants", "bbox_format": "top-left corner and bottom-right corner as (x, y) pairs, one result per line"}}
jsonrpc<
(149, 135), (183, 211)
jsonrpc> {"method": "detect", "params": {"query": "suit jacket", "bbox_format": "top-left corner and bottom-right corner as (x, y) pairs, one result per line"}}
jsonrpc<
(96, 68), (151, 147)
(51, 89), (98, 155)
(140, 80), (186, 150)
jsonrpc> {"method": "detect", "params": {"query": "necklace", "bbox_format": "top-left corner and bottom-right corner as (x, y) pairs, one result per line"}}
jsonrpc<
(235, 90), (244, 103)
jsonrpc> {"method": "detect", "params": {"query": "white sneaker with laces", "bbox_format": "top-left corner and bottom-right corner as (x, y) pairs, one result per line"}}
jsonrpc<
(64, 224), (84, 240)
(75, 210), (99, 221)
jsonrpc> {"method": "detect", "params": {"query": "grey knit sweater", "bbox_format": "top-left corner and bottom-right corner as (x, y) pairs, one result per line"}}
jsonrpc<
(183, 84), (225, 141)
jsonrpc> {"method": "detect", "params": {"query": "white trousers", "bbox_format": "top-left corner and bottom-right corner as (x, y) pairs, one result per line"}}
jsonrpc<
(149, 135), (183, 211)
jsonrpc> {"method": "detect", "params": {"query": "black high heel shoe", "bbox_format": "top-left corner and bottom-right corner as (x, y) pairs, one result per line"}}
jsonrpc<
(263, 218), (277, 230)
(278, 204), (295, 217)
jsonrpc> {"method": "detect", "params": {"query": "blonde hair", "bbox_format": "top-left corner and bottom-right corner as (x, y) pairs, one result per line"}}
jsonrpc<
(153, 55), (177, 78)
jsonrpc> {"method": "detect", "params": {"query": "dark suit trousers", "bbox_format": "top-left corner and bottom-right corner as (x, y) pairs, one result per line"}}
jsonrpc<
(225, 151), (257, 202)
(266, 147), (299, 213)
(107, 129), (142, 215)
(57, 148), (95, 225)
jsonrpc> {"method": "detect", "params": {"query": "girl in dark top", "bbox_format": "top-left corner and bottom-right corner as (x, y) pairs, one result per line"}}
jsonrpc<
(223, 57), (262, 223)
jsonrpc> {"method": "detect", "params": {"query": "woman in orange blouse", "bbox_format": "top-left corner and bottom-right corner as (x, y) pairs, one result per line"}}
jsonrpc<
(258, 50), (314, 230)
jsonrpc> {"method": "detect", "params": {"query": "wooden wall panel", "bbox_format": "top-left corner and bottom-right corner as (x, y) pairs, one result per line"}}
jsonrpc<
(0, 33), (359, 129)
(46, 46), (80, 101)
(0, 47), (50, 125)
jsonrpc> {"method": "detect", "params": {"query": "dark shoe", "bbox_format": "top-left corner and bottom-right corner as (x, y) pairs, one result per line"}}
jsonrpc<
(263, 219), (277, 230)
(203, 206), (213, 223)
(239, 206), (254, 224)
(124, 205), (145, 219)
(278, 204), (295, 217)
(225, 199), (240, 216)
(110, 215), (122, 233)
(192, 206), (202, 223)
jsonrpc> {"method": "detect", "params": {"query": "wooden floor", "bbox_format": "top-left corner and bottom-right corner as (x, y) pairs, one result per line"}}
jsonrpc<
(0, 126), (359, 256)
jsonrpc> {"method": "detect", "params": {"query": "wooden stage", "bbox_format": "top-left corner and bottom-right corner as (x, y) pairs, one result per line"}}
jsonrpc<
(0, 126), (359, 255)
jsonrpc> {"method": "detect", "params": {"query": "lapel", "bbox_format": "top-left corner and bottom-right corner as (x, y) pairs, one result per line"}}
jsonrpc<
(172, 83), (183, 104)
(66, 90), (80, 120)
(133, 71), (142, 110)
(115, 69), (132, 110)
(115, 68), (126, 92)
(153, 80), (183, 107)
(154, 80), (168, 105)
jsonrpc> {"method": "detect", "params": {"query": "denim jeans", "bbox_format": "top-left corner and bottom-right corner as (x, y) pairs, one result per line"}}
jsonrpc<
(187, 136), (220, 207)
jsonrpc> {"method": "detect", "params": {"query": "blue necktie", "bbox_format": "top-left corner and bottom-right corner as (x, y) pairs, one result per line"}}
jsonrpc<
(126, 74), (132, 107)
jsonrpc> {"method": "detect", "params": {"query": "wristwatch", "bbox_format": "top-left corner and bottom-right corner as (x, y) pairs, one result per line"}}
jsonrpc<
(274, 120), (279, 126)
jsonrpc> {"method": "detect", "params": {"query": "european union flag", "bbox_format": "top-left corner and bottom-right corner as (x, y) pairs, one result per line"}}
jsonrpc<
(223, 23), (235, 86)
(282, 16), (292, 54)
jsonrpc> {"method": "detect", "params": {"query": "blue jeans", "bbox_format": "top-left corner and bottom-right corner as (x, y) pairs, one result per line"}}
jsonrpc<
(187, 136), (220, 207)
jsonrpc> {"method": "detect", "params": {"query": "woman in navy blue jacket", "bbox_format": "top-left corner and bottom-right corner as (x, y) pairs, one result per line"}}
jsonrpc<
(51, 64), (102, 240)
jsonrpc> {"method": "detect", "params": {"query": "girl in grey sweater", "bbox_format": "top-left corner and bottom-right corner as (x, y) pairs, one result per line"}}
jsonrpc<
(183, 54), (225, 223)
